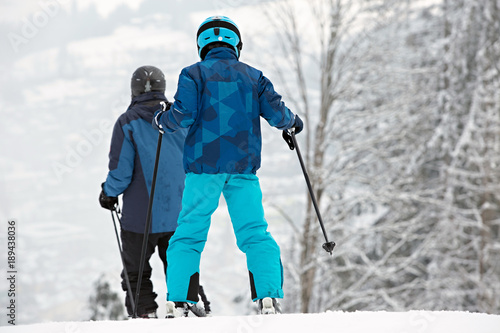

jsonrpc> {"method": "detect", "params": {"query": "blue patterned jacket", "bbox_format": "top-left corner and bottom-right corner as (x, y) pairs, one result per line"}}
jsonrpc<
(157, 47), (296, 174)
(104, 92), (186, 233)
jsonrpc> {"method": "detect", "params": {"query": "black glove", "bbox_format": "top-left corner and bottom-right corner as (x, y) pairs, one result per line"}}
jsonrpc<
(282, 114), (304, 150)
(99, 183), (118, 211)
(293, 114), (303, 134)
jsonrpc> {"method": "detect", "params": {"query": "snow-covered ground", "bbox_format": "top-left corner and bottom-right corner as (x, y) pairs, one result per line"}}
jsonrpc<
(2, 0), (498, 328)
(3, 311), (500, 333)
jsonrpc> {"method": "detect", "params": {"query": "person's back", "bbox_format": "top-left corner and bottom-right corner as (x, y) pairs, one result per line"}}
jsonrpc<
(162, 46), (296, 175)
(106, 91), (185, 233)
(99, 65), (186, 318)
(154, 16), (303, 318)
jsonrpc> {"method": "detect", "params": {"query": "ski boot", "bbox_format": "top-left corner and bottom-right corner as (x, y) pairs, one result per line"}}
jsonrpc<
(165, 301), (207, 318)
(257, 297), (282, 314)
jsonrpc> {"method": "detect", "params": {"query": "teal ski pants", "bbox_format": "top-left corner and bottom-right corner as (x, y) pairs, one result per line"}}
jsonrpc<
(166, 173), (284, 303)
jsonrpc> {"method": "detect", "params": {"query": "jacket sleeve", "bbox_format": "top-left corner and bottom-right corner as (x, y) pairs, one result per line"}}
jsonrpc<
(159, 68), (198, 132)
(258, 74), (295, 130)
(103, 118), (135, 197)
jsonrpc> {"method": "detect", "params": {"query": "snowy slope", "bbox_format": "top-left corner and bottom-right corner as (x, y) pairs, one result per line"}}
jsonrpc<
(2, 311), (500, 333)
(4, 0), (497, 327)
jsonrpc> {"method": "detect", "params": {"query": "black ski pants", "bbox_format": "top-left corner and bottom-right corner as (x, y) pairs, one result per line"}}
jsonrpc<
(120, 229), (173, 316)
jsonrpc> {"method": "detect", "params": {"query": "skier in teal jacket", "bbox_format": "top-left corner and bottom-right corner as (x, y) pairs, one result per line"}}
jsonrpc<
(153, 16), (303, 317)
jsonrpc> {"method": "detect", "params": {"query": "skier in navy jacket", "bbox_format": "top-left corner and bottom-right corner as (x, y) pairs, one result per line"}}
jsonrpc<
(153, 16), (303, 317)
(99, 66), (186, 318)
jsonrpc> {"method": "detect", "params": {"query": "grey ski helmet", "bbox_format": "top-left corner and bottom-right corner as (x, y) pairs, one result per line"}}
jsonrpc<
(131, 65), (166, 97)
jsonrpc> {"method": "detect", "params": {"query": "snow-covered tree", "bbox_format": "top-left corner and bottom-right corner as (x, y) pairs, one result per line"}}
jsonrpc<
(423, 0), (500, 313)
(262, 0), (439, 313)
(264, 0), (500, 314)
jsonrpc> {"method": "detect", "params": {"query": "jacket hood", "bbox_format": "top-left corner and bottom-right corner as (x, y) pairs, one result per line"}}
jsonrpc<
(127, 91), (167, 123)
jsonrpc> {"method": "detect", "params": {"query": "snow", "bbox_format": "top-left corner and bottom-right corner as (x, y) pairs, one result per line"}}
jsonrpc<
(2, 0), (500, 327)
(3, 311), (500, 333)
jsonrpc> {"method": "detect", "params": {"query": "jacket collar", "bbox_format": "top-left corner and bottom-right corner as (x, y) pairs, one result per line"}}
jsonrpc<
(130, 91), (166, 105)
(204, 47), (238, 61)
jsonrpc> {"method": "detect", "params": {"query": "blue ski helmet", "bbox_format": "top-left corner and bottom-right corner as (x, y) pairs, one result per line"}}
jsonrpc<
(197, 16), (242, 60)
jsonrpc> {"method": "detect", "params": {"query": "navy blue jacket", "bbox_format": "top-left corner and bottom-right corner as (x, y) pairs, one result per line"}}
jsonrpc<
(157, 47), (296, 174)
(104, 92), (186, 233)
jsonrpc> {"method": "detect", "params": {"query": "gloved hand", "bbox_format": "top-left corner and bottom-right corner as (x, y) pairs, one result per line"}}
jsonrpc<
(293, 114), (303, 134)
(282, 114), (304, 150)
(152, 101), (172, 133)
(99, 183), (118, 211)
(160, 101), (172, 112)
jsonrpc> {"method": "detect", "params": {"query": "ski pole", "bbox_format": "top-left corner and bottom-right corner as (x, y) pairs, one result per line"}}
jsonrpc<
(133, 131), (163, 318)
(198, 285), (211, 314)
(110, 204), (135, 316)
(286, 130), (336, 255)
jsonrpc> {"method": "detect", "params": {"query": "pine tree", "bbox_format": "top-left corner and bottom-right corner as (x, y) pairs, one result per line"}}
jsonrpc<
(88, 275), (127, 321)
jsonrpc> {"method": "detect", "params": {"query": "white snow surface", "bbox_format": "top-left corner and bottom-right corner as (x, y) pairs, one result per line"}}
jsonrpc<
(3, 311), (500, 333)
(2, 0), (499, 327)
